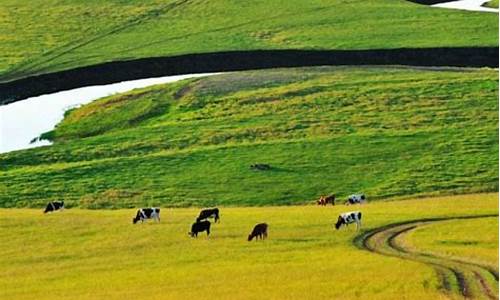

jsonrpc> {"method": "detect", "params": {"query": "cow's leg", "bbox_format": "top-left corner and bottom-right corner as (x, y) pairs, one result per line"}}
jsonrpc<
(264, 232), (268, 239)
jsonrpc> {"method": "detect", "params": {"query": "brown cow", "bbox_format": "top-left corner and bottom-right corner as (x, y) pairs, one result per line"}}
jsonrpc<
(248, 223), (268, 241)
(317, 194), (335, 206)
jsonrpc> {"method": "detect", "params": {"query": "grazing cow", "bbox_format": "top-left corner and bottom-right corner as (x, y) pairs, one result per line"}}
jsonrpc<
(335, 211), (362, 231)
(250, 163), (271, 171)
(317, 194), (335, 206)
(44, 201), (64, 213)
(132, 208), (160, 224)
(346, 194), (366, 205)
(196, 208), (220, 223)
(248, 223), (268, 241)
(189, 220), (211, 238)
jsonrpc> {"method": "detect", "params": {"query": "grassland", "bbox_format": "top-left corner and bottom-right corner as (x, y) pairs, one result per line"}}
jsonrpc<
(359, 214), (498, 299)
(0, 66), (497, 208)
(0, 194), (496, 300)
(484, 0), (499, 8)
(404, 217), (498, 267)
(0, 0), (497, 81)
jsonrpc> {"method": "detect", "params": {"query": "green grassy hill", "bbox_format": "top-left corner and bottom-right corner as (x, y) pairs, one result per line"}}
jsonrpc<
(0, 0), (497, 81)
(1, 66), (497, 208)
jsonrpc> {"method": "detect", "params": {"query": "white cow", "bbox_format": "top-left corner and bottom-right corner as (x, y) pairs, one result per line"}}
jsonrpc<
(132, 208), (160, 224)
(346, 194), (366, 205)
(335, 211), (362, 231)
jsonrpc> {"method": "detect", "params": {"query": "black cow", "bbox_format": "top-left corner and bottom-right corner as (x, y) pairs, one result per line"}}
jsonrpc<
(189, 220), (211, 238)
(132, 208), (160, 224)
(196, 208), (220, 223)
(44, 201), (64, 213)
(248, 223), (268, 241)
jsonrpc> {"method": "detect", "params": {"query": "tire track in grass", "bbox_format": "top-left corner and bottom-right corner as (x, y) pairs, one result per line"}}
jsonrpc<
(353, 215), (498, 299)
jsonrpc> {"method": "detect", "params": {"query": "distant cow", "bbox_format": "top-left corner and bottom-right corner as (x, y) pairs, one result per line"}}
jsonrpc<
(248, 223), (268, 241)
(250, 163), (271, 171)
(189, 220), (211, 238)
(335, 211), (362, 231)
(197, 208), (220, 223)
(44, 201), (64, 213)
(346, 194), (366, 205)
(132, 208), (160, 224)
(317, 194), (335, 206)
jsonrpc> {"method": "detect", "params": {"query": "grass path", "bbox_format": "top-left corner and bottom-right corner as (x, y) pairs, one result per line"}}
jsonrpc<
(355, 215), (499, 299)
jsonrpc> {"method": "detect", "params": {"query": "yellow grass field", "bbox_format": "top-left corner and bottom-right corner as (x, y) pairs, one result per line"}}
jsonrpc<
(0, 194), (497, 300)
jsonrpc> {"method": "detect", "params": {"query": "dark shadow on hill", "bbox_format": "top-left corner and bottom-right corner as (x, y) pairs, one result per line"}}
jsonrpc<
(0, 47), (498, 105)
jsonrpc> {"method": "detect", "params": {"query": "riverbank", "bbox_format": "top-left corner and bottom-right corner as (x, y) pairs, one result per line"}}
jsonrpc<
(1, 48), (498, 105)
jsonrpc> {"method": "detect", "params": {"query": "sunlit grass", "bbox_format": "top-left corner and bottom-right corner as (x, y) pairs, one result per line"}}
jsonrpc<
(484, 0), (499, 8)
(0, 0), (497, 79)
(403, 217), (499, 268)
(0, 194), (496, 299)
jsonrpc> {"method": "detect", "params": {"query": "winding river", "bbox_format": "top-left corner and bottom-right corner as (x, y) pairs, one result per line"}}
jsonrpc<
(0, 73), (217, 153)
(432, 0), (499, 12)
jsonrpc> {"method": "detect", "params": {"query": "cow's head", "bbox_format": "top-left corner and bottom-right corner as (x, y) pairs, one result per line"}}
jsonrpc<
(335, 216), (345, 230)
(247, 234), (254, 241)
(132, 217), (140, 224)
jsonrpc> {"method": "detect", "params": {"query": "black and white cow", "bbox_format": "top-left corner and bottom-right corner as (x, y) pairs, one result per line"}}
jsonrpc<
(346, 194), (366, 205)
(335, 211), (362, 231)
(189, 220), (211, 238)
(44, 201), (64, 213)
(196, 208), (220, 223)
(132, 208), (160, 224)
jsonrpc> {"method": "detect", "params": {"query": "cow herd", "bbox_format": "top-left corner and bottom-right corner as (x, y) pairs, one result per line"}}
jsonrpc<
(316, 193), (367, 206)
(42, 193), (366, 240)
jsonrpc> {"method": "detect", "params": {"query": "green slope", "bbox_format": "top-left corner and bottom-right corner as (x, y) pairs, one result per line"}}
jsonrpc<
(0, 0), (498, 81)
(485, 0), (499, 8)
(1, 66), (497, 208)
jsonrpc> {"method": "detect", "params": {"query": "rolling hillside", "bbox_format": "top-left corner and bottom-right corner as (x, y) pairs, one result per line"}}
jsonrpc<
(0, 0), (498, 81)
(1, 66), (497, 208)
